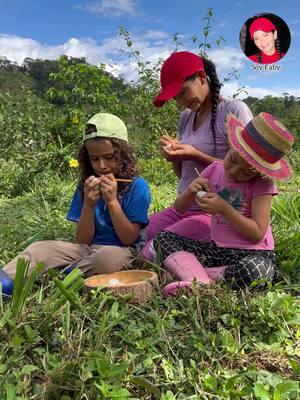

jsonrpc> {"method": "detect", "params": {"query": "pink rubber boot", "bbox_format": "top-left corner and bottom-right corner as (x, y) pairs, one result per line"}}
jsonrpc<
(205, 267), (226, 281)
(140, 239), (157, 262)
(163, 251), (213, 298)
(164, 251), (212, 283)
(163, 281), (194, 298)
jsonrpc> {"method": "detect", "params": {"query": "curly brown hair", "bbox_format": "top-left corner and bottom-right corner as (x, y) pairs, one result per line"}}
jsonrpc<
(77, 137), (138, 194)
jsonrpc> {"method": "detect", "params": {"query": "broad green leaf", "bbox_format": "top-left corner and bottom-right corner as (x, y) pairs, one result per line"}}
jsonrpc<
(130, 376), (161, 397)
(6, 383), (15, 400)
(0, 364), (7, 373)
(254, 383), (270, 400)
(289, 358), (300, 374)
(273, 381), (299, 400)
(20, 364), (39, 375)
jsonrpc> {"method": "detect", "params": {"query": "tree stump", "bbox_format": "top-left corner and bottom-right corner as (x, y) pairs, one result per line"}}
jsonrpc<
(84, 270), (159, 303)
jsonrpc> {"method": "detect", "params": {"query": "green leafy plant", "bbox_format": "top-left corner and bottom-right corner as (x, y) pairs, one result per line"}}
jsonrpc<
(272, 191), (300, 283)
(10, 258), (44, 319)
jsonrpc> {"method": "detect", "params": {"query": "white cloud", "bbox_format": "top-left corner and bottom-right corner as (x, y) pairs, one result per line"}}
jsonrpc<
(222, 81), (300, 99)
(141, 30), (169, 40)
(0, 32), (172, 80)
(76, 0), (138, 17)
(1, 33), (299, 99)
(0, 35), (60, 64)
(0, 34), (245, 74)
(0, 34), (122, 65)
(209, 47), (246, 73)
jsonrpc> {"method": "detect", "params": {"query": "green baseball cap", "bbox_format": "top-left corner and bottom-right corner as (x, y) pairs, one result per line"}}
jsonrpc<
(83, 112), (128, 142)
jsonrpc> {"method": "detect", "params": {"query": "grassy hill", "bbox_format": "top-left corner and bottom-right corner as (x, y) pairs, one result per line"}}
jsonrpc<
(0, 69), (35, 94)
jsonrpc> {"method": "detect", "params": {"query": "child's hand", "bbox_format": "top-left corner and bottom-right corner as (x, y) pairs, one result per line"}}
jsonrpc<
(84, 175), (101, 208)
(160, 136), (180, 161)
(162, 143), (199, 163)
(188, 177), (210, 195)
(99, 174), (118, 205)
(160, 129), (178, 147)
(196, 192), (228, 214)
(160, 135), (174, 147)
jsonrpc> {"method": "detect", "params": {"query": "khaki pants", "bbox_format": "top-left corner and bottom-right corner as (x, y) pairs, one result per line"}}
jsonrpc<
(3, 240), (133, 279)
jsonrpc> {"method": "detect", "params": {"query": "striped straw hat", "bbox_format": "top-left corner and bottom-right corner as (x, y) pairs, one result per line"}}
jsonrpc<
(226, 112), (294, 179)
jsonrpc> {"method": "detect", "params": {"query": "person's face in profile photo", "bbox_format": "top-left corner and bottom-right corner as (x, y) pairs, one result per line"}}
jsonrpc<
(245, 16), (287, 64)
(253, 29), (277, 56)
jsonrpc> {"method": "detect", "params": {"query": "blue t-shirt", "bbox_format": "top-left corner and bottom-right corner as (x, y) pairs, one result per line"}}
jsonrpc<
(66, 176), (151, 247)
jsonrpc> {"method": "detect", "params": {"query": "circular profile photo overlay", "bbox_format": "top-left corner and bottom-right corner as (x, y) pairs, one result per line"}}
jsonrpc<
(240, 13), (291, 65)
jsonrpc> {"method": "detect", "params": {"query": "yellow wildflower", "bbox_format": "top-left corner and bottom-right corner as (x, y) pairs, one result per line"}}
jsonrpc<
(72, 115), (79, 124)
(69, 158), (79, 168)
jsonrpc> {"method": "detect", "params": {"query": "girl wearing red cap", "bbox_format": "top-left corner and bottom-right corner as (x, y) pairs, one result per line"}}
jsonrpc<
(141, 51), (252, 262)
(152, 112), (294, 296)
(248, 17), (284, 64)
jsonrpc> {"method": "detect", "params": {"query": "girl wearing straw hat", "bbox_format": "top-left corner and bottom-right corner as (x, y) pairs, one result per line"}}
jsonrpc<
(152, 112), (294, 297)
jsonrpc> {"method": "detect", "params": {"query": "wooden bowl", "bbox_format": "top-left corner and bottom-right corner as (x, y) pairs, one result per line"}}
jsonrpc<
(84, 270), (158, 303)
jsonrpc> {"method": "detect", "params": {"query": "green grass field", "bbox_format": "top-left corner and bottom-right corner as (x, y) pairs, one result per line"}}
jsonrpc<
(0, 167), (299, 399)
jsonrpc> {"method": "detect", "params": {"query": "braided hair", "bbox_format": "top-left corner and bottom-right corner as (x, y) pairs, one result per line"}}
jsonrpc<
(275, 37), (282, 59)
(185, 58), (221, 154)
(203, 58), (221, 153)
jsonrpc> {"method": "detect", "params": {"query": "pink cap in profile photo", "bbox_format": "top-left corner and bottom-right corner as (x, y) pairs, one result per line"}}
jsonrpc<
(153, 51), (204, 107)
(249, 17), (276, 39)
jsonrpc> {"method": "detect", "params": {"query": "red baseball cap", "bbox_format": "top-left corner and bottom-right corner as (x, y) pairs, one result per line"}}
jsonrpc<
(249, 17), (276, 39)
(153, 51), (204, 107)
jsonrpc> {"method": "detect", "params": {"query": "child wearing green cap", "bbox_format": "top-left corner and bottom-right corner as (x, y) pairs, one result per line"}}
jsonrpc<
(1, 113), (151, 293)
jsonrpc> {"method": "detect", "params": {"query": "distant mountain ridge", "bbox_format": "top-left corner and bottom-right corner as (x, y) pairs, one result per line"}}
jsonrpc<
(0, 56), (126, 98)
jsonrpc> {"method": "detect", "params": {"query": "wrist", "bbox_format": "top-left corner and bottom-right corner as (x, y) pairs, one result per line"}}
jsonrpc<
(83, 202), (95, 211)
(220, 200), (231, 216)
(190, 148), (202, 161)
(187, 188), (197, 198)
(193, 149), (211, 164)
(106, 198), (120, 209)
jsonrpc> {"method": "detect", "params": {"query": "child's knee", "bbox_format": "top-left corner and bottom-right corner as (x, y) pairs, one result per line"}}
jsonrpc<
(90, 247), (132, 274)
(140, 239), (157, 262)
(24, 241), (53, 257)
(153, 231), (172, 251)
(225, 256), (275, 289)
(245, 256), (275, 280)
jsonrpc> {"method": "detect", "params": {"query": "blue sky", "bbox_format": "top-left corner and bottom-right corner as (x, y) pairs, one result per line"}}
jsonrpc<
(0, 0), (299, 98)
